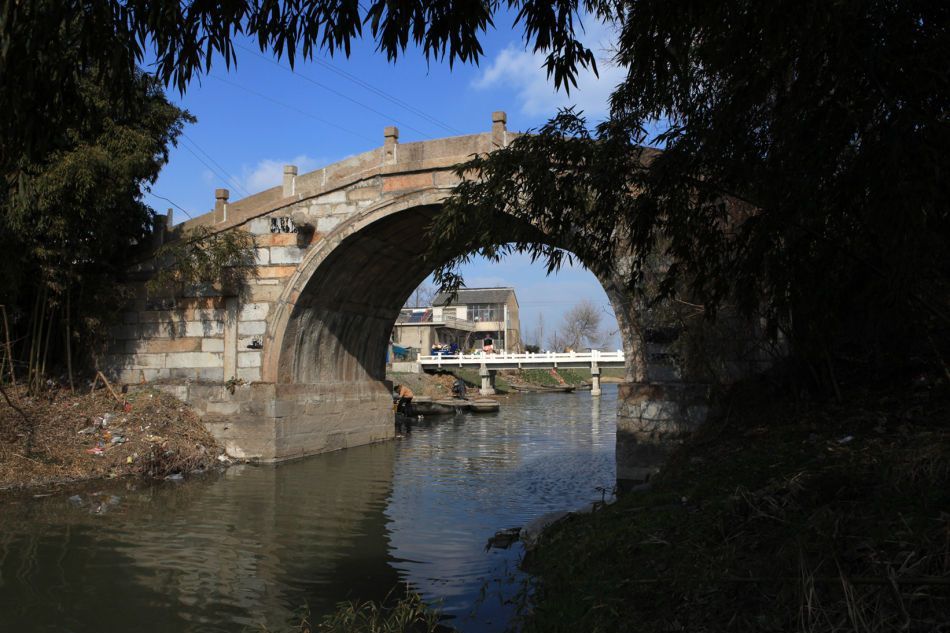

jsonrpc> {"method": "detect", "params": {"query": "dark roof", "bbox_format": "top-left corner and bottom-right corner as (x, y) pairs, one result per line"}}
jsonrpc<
(432, 287), (516, 306)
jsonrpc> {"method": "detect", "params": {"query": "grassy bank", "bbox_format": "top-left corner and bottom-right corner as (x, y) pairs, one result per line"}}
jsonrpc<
(387, 369), (512, 396)
(520, 370), (949, 632)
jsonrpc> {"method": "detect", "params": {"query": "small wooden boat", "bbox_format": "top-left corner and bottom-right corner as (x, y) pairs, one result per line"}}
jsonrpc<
(412, 396), (459, 416)
(469, 398), (500, 413)
(508, 384), (576, 394)
(434, 398), (471, 412)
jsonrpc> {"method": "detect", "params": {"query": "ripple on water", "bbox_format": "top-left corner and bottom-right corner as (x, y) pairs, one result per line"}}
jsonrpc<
(0, 385), (617, 633)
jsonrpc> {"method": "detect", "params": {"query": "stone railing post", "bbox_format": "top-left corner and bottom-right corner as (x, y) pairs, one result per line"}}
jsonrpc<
(152, 208), (173, 248)
(282, 164), (298, 198)
(491, 111), (507, 148)
(384, 126), (399, 163)
(214, 188), (229, 224)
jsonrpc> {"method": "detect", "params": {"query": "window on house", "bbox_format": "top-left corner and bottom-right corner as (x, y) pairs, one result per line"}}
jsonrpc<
(468, 304), (500, 321)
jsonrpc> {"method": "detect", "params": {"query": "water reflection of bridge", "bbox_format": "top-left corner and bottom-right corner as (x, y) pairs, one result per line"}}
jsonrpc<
(417, 350), (625, 396)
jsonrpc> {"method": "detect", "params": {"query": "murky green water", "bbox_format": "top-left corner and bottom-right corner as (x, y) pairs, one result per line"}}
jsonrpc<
(0, 386), (616, 632)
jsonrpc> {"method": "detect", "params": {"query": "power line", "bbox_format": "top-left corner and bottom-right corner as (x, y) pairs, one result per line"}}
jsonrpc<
(233, 43), (435, 139)
(144, 191), (195, 220)
(210, 75), (377, 144)
(177, 139), (249, 198)
(236, 42), (464, 136)
(180, 134), (251, 197)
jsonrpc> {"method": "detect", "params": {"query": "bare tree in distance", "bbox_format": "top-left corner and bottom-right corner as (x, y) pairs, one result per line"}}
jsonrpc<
(550, 300), (604, 351)
(405, 283), (436, 308)
(534, 313), (545, 349)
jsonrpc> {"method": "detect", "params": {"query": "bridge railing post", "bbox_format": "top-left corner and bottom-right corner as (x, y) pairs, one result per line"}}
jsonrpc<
(384, 126), (399, 163)
(214, 188), (229, 223)
(282, 164), (298, 197)
(492, 111), (507, 148)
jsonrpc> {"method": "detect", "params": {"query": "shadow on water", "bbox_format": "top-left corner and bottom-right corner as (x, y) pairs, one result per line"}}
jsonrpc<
(0, 442), (400, 632)
(0, 385), (620, 633)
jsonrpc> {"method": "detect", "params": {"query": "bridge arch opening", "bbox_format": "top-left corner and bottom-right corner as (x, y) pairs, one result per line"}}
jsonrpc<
(264, 196), (641, 387)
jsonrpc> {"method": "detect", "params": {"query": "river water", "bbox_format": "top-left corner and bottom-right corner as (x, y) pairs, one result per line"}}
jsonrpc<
(0, 386), (617, 632)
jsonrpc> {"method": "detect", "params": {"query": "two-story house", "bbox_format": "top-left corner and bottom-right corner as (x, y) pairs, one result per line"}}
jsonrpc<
(432, 287), (521, 352)
(391, 287), (522, 356)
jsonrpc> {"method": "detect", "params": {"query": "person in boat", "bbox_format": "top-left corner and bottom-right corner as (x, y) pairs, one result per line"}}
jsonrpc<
(452, 377), (467, 400)
(394, 383), (414, 416)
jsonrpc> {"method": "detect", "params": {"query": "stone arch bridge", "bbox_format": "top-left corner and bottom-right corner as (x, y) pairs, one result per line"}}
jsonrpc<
(107, 113), (712, 484)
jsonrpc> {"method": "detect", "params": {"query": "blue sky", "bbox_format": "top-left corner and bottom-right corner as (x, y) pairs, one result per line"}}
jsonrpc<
(146, 13), (627, 349)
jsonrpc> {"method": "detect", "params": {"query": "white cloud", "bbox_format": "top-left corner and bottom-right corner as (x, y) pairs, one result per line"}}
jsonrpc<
(473, 18), (625, 120)
(240, 154), (325, 193)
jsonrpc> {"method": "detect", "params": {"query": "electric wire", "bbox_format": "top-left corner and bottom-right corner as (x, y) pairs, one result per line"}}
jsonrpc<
(236, 42), (464, 136)
(181, 133), (252, 197)
(144, 191), (194, 220)
(177, 138), (248, 198)
(209, 75), (377, 144)
(234, 43), (435, 139)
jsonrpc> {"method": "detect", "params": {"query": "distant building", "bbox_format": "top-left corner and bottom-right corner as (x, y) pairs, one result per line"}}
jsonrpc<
(434, 287), (521, 352)
(391, 287), (522, 356)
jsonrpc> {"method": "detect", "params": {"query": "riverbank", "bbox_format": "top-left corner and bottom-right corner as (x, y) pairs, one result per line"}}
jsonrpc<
(520, 368), (949, 631)
(0, 384), (224, 491)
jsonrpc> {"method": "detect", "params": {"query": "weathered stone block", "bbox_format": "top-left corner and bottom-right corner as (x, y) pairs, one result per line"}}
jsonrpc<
(247, 284), (283, 302)
(255, 248), (270, 265)
(383, 172), (433, 192)
(238, 320), (266, 336)
(239, 302), (270, 321)
(237, 367), (261, 382)
(167, 351), (222, 368)
(259, 232), (300, 247)
(258, 265), (298, 278)
(184, 320), (225, 337)
(130, 353), (165, 368)
(269, 246), (305, 264)
(201, 338), (225, 352)
(314, 190), (347, 204)
(346, 186), (382, 201)
(190, 308), (226, 321)
(198, 368), (224, 382)
(238, 351), (261, 368)
(143, 338), (202, 354)
(316, 216), (341, 232)
(205, 401), (241, 415)
(247, 217), (271, 235)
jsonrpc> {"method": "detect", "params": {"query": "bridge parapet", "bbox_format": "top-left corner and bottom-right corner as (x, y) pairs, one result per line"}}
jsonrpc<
(177, 126), (509, 237)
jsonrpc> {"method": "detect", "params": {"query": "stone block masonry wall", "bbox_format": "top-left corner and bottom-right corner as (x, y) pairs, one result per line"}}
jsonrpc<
(105, 214), (314, 385)
(149, 381), (394, 461)
(105, 136), (485, 388)
(105, 297), (229, 383)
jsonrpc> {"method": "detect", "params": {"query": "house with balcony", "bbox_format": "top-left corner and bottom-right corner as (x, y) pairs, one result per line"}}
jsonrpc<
(391, 287), (522, 358)
(433, 287), (521, 352)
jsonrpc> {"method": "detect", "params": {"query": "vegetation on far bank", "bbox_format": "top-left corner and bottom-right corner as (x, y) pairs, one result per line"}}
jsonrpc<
(518, 368), (950, 632)
(0, 385), (223, 491)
